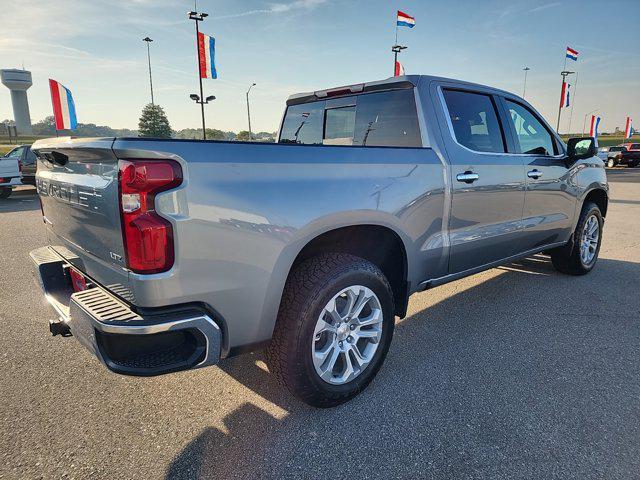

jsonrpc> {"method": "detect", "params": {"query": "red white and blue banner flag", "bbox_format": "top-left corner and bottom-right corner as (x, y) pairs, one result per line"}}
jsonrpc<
(625, 117), (634, 138)
(566, 47), (579, 61)
(589, 115), (601, 138)
(48, 79), (77, 130)
(560, 82), (571, 108)
(394, 61), (405, 77)
(397, 10), (415, 28)
(198, 32), (217, 79)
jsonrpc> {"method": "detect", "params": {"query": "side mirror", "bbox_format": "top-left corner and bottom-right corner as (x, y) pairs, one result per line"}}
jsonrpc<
(566, 137), (597, 164)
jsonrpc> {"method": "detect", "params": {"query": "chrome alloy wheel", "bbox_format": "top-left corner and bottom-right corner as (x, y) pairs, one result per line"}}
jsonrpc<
(580, 215), (600, 266)
(311, 285), (383, 385)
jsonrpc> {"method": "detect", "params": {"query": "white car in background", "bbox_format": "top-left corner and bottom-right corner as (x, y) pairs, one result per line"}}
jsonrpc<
(0, 153), (21, 199)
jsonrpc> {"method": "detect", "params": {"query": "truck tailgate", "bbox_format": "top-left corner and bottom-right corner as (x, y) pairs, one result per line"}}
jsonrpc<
(0, 157), (19, 179)
(32, 138), (131, 298)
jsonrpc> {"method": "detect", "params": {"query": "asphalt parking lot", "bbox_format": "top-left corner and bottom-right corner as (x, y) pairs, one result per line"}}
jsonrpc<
(1, 171), (639, 480)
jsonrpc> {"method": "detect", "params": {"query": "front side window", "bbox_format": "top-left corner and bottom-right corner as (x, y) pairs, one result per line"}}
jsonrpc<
(506, 100), (556, 155)
(442, 89), (505, 153)
(279, 101), (324, 145)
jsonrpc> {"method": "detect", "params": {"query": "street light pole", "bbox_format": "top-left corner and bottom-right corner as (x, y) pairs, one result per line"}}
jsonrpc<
(188, 10), (209, 139)
(142, 37), (154, 106)
(246, 83), (256, 140)
(522, 66), (530, 99)
(556, 70), (574, 134)
(392, 44), (407, 76)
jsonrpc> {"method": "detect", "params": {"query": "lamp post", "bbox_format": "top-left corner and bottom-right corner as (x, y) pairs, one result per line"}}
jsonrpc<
(142, 37), (154, 106)
(246, 83), (256, 140)
(189, 94), (216, 139)
(582, 109), (599, 136)
(522, 66), (530, 99)
(188, 10), (209, 139)
(392, 44), (407, 76)
(556, 70), (575, 134)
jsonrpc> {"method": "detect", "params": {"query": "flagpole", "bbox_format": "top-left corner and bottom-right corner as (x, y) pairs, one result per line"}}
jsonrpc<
(394, 13), (398, 75)
(189, 10), (208, 140)
(567, 71), (578, 135)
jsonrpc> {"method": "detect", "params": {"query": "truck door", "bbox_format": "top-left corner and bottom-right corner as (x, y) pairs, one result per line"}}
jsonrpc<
(500, 98), (577, 250)
(436, 87), (527, 274)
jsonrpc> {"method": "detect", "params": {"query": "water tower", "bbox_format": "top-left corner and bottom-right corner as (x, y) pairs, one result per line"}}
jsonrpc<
(1, 69), (33, 135)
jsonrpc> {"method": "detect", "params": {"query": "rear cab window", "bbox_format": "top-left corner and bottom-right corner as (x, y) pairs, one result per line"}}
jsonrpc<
(279, 89), (421, 147)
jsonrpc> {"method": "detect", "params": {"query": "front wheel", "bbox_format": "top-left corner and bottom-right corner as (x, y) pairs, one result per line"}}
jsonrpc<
(266, 253), (395, 407)
(0, 187), (11, 199)
(607, 158), (615, 168)
(550, 201), (603, 275)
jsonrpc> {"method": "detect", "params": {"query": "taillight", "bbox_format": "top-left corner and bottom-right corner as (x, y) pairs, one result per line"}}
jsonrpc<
(118, 159), (182, 274)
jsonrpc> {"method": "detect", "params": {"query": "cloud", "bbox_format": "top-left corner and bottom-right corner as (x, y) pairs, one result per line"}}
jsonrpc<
(213, 0), (328, 20)
(528, 2), (562, 13)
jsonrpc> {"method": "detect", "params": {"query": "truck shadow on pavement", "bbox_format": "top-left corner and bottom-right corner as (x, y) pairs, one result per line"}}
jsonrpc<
(0, 188), (39, 213)
(166, 255), (640, 479)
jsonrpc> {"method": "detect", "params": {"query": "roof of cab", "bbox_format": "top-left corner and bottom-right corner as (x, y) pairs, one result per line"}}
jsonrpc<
(286, 74), (517, 106)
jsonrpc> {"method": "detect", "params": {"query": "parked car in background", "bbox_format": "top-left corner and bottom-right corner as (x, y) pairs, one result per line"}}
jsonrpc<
(0, 153), (21, 198)
(607, 145), (640, 168)
(597, 147), (610, 162)
(30, 75), (608, 407)
(2, 144), (37, 185)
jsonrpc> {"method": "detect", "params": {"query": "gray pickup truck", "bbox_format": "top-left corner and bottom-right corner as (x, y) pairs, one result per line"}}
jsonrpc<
(31, 75), (608, 407)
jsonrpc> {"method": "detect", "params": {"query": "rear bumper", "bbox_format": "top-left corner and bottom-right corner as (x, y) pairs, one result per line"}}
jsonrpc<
(30, 246), (222, 376)
(0, 176), (21, 187)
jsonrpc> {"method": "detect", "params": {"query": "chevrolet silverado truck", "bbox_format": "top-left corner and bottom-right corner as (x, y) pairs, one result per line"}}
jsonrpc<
(31, 75), (608, 407)
(606, 145), (640, 168)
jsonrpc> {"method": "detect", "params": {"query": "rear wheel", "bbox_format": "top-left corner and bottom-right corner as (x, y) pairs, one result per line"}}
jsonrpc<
(0, 187), (11, 199)
(266, 253), (395, 407)
(550, 201), (603, 275)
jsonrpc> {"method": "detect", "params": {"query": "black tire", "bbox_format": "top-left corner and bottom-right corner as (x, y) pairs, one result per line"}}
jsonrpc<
(550, 201), (603, 275)
(265, 253), (395, 407)
(0, 187), (11, 199)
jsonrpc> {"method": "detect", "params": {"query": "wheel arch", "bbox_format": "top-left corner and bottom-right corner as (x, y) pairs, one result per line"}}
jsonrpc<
(583, 187), (609, 217)
(288, 224), (410, 318)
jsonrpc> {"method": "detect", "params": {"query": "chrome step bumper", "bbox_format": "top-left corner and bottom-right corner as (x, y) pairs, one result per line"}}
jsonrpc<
(30, 246), (222, 376)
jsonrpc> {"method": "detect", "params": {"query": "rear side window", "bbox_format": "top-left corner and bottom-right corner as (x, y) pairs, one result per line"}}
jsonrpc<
(631, 144), (640, 150)
(506, 100), (556, 155)
(279, 89), (421, 147)
(442, 89), (505, 153)
(279, 101), (325, 145)
(353, 90), (421, 147)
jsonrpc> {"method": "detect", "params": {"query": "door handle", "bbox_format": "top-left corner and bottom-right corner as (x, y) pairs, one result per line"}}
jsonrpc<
(527, 169), (542, 179)
(456, 171), (479, 184)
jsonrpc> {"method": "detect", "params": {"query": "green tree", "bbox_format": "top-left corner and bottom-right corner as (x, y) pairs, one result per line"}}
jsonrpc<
(205, 128), (226, 140)
(138, 104), (172, 138)
(236, 130), (251, 141)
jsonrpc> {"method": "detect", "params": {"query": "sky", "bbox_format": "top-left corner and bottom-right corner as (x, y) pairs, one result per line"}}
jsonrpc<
(0, 0), (638, 134)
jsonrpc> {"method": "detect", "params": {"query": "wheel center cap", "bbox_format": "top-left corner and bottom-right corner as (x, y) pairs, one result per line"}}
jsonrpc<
(337, 324), (349, 340)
